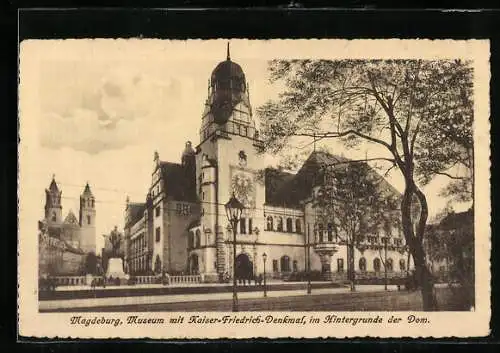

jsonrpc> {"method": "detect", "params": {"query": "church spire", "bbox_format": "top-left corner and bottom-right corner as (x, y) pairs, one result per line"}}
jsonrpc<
(227, 41), (230, 61)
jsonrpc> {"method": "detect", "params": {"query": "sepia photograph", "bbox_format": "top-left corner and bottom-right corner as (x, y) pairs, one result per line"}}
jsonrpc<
(18, 38), (490, 338)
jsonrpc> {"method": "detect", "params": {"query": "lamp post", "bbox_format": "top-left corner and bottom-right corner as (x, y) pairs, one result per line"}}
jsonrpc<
(225, 193), (245, 312)
(306, 223), (312, 294)
(384, 237), (388, 291)
(262, 252), (267, 297)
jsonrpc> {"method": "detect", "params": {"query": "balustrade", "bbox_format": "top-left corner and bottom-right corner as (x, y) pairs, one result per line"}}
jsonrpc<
(52, 276), (87, 286)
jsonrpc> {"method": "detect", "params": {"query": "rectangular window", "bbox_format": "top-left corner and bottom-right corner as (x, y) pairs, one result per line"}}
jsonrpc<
(182, 204), (190, 216)
(272, 260), (278, 272)
(337, 258), (344, 273)
(240, 218), (246, 234)
(202, 192), (205, 200)
(248, 218), (253, 234)
(176, 203), (182, 215)
(155, 206), (160, 217)
(242, 126), (248, 136)
(155, 227), (161, 242)
(87, 215), (91, 225)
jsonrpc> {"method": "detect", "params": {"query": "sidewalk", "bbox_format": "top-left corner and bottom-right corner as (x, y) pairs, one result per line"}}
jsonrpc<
(39, 284), (404, 311)
(54, 279), (331, 292)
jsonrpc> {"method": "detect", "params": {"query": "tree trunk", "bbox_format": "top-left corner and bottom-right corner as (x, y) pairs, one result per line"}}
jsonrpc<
(349, 244), (356, 291)
(401, 184), (438, 311)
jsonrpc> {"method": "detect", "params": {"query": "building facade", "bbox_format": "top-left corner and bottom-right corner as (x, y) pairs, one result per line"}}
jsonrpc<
(38, 177), (97, 276)
(124, 47), (413, 281)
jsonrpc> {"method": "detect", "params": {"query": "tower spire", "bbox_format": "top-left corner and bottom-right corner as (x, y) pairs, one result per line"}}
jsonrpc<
(227, 41), (230, 61)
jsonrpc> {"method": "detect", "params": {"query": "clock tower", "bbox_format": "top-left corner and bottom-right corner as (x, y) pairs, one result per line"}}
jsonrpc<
(195, 43), (264, 278)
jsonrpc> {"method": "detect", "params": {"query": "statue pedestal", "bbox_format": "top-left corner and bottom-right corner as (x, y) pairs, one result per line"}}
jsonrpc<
(106, 257), (127, 279)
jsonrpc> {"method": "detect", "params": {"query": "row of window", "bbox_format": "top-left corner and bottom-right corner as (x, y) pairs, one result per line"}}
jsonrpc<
(176, 203), (192, 216)
(154, 204), (191, 218)
(81, 198), (94, 208)
(202, 120), (257, 141)
(266, 216), (302, 234)
(367, 235), (403, 246)
(130, 255), (149, 274)
(188, 230), (202, 249)
(335, 257), (406, 272)
(238, 217), (254, 235)
(130, 234), (146, 256)
(316, 223), (336, 242)
(271, 255), (298, 273)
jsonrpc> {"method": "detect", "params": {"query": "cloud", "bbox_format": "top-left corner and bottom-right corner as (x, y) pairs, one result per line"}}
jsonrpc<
(40, 109), (146, 154)
(40, 65), (184, 154)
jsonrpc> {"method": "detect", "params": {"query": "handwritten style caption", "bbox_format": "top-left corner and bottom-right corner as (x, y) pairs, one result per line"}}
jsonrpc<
(69, 314), (430, 327)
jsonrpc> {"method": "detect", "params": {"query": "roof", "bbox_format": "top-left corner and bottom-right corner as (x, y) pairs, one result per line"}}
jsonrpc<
(63, 240), (85, 255)
(187, 219), (201, 230)
(264, 151), (401, 208)
(209, 48), (247, 125)
(264, 168), (297, 207)
(439, 208), (474, 230)
(160, 162), (198, 203)
(82, 183), (93, 197)
(64, 210), (78, 225)
(127, 202), (145, 226)
(48, 177), (59, 193)
(211, 59), (246, 83)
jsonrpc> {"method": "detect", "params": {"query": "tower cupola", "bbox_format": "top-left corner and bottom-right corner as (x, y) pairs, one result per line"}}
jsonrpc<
(209, 42), (248, 125)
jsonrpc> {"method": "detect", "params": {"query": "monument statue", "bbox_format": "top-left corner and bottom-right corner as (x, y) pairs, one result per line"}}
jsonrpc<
(104, 225), (128, 281)
(109, 226), (122, 257)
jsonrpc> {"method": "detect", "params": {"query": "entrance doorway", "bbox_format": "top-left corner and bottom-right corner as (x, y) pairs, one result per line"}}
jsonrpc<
(235, 253), (253, 281)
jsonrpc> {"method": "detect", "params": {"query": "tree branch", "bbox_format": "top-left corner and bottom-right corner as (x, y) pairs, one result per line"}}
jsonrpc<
(428, 170), (468, 180)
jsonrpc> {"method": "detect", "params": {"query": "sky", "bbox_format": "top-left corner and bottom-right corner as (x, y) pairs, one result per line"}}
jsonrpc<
(19, 39), (473, 254)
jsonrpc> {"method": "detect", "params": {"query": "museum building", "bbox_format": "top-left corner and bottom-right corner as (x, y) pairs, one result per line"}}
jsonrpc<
(123, 47), (412, 281)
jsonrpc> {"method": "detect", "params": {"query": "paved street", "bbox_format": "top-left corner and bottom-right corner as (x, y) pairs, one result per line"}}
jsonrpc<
(39, 284), (463, 312)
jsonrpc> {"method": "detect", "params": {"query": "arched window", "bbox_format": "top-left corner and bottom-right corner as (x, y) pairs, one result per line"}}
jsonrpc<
(277, 217), (283, 232)
(399, 259), (406, 271)
(317, 223), (324, 243)
(293, 260), (298, 272)
(374, 258), (381, 272)
(266, 216), (273, 231)
(286, 218), (293, 233)
(51, 212), (57, 222)
(359, 257), (367, 271)
(195, 229), (201, 248)
(240, 217), (246, 234)
(295, 219), (302, 234)
(280, 255), (291, 272)
(387, 258), (393, 271)
(327, 223), (333, 242)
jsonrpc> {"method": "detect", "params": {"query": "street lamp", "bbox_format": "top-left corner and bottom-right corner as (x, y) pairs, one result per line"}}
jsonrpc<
(306, 223), (312, 294)
(262, 252), (268, 297)
(225, 193), (245, 312)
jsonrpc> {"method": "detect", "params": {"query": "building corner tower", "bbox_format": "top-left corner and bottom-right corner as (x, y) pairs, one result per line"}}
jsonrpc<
(79, 183), (96, 254)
